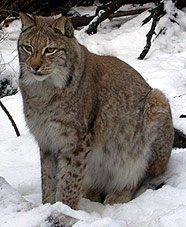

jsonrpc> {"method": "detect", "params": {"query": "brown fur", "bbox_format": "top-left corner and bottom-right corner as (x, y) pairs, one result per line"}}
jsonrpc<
(18, 13), (174, 209)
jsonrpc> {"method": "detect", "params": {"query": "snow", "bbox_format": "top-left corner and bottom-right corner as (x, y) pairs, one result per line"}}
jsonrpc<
(1, 1), (186, 226)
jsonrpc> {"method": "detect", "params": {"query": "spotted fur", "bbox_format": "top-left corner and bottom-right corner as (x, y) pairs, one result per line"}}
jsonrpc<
(18, 13), (174, 209)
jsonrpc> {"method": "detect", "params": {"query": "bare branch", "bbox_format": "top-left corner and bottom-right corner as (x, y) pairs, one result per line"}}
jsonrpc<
(0, 100), (20, 137)
(138, 2), (165, 60)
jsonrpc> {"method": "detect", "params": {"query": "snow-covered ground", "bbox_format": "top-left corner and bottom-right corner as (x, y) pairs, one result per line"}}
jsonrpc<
(1, 1), (186, 226)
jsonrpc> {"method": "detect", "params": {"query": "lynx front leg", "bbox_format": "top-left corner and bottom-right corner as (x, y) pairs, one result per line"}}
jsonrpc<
(40, 150), (57, 204)
(55, 146), (90, 209)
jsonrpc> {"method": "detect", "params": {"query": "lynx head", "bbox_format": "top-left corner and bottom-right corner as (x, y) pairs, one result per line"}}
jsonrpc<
(18, 12), (82, 88)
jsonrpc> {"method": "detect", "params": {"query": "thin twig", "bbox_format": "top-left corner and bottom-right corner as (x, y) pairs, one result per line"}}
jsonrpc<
(0, 100), (20, 137)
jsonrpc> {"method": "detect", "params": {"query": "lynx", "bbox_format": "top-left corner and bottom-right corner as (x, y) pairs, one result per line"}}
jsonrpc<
(18, 12), (174, 209)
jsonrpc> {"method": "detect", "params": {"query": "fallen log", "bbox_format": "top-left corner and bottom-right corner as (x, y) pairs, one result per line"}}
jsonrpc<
(70, 8), (149, 29)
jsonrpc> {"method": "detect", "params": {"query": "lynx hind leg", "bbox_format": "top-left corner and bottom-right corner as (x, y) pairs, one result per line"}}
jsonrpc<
(103, 90), (174, 206)
(104, 187), (138, 205)
(144, 89), (174, 177)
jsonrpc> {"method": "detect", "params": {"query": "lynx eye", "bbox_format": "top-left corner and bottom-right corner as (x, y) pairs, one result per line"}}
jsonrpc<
(22, 45), (32, 53)
(44, 47), (57, 55)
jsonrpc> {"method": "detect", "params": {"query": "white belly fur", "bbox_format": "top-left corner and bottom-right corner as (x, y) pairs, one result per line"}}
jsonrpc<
(84, 144), (150, 193)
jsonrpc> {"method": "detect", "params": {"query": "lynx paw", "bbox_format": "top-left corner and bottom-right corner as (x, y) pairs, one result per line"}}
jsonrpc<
(104, 189), (135, 205)
(82, 188), (102, 203)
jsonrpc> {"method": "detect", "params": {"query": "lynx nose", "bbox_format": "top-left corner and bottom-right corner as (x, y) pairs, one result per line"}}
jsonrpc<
(31, 65), (41, 72)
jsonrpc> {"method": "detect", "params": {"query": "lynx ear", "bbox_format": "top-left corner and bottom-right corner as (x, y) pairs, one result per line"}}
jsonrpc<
(19, 12), (35, 31)
(52, 16), (74, 38)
